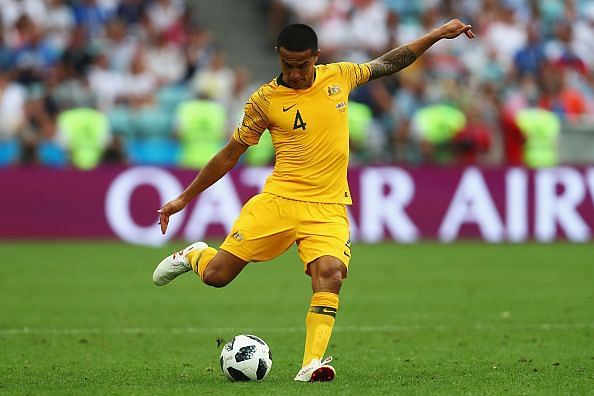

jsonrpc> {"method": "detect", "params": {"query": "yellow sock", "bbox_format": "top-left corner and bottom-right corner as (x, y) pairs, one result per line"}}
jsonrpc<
(302, 291), (339, 367)
(187, 247), (217, 281)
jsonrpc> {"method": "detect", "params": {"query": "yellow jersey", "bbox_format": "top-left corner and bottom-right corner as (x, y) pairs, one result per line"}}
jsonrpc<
(233, 62), (372, 204)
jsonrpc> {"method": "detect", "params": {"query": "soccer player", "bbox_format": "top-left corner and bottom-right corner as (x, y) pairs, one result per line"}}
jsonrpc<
(153, 20), (474, 382)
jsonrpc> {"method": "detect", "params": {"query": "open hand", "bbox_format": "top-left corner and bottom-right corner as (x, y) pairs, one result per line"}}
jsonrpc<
(439, 19), (476, 39)
(157, 198), (188, 235)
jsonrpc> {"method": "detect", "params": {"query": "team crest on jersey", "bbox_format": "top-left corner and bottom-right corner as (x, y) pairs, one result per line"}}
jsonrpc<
(327, 84), (341, 96)
(232, 231), (244, 242)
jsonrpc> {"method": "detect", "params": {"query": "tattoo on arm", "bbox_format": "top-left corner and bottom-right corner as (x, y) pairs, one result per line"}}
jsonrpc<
(369, 46), (417, 80)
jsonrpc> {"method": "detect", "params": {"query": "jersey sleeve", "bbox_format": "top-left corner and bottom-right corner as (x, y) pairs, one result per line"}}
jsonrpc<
(334, 62), (372, 91)
(232, 85), (272, 146)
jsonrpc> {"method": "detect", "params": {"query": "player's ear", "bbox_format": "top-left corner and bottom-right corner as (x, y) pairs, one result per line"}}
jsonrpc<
(313, 49), (321, 61)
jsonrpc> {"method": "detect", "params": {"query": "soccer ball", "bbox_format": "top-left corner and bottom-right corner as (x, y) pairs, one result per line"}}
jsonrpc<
(220, 334), (272, 381)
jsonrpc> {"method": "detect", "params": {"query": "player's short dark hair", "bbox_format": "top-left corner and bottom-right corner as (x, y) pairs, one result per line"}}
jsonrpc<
(276, 24), (318, 53)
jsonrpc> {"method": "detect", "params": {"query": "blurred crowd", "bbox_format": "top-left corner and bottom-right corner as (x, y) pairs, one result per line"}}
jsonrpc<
(268, 0), (594, 167)
(1, 0), (593, 170)
(0, 0), (265, 169)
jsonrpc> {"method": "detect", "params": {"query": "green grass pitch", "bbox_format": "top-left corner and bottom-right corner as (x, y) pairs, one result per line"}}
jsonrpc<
(0, 241), (592, 395)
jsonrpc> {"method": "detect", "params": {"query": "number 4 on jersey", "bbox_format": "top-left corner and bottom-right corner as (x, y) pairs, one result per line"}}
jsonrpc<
(293, 110), (307, 130)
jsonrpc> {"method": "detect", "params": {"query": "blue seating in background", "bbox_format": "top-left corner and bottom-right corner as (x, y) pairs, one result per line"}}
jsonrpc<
(37, 140), (67, 167)
(157, 85), (191, 113)
(107, 106), (135, 137)
(108, 105), (173, 138)
(125, 137), (179, 166)
(0, 139), (21, 166)
(107, 103), (179, 166)
(133, 107), (173, 137)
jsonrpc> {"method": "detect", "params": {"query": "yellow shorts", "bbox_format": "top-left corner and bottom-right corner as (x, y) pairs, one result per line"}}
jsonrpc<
(220, 193), (351, 274)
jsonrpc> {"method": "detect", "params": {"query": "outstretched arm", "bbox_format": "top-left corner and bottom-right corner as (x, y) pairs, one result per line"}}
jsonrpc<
(368, 19), (475, 80)
(158, 138), (248, 234)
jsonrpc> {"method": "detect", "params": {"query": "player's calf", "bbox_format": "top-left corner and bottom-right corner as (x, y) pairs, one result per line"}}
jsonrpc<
(201, 266), (233, 288)
(200, 249), (250, 288)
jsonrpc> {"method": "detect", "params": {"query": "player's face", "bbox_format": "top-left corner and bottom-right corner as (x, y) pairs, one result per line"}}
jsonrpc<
(278, 47), (320, 90)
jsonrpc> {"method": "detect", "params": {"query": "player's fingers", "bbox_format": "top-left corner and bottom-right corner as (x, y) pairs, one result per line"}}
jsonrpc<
(462, 25), (475, 38)
(159, 213), (169, 234)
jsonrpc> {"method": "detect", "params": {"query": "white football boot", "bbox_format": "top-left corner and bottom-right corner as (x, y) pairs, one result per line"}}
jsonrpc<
(152, 242), (208, 286)
(294, 356), (335, 382)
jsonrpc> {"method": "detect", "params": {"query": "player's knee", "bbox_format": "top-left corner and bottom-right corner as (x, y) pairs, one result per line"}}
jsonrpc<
(315, 262), (345, 288)
(202, 267), (231, 288)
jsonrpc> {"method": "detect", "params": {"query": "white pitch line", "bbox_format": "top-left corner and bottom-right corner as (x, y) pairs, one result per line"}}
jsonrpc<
(0, 323), (592, 336)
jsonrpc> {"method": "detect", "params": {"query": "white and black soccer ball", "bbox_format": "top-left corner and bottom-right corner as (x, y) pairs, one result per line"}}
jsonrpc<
(220, 334), (272, 381)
